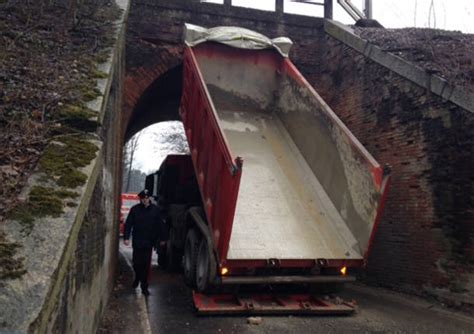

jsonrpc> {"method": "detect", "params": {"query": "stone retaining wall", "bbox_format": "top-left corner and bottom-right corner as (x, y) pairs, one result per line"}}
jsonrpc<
(0, 1), (130, 332)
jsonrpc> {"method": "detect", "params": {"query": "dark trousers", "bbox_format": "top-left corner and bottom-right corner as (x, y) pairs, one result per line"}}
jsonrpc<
(132, 247), (152, 289)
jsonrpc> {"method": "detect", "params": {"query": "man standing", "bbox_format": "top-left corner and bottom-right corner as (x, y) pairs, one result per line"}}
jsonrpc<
(124, 189), (163, 296)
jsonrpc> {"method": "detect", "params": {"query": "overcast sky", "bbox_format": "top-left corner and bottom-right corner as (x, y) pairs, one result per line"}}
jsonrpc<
(204, 0), (473, 32)
(131, 0), (473, 173)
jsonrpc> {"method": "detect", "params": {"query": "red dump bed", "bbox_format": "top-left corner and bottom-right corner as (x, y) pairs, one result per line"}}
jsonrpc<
(179, 43), (390, 271)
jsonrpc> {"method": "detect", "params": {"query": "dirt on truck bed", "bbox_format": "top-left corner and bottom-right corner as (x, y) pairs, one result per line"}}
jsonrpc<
(353, 27), (474, 94)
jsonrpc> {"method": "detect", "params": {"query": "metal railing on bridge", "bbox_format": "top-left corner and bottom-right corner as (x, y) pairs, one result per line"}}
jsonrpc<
(199, 0), (372, 20)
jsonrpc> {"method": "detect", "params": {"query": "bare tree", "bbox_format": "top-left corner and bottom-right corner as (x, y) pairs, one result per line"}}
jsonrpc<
(123, 132), (141, 193)
(414, 0), (417, 27)
(161, 132), (189, 154)
(152, 122), (190, 156)
(428, 0), (437, 29)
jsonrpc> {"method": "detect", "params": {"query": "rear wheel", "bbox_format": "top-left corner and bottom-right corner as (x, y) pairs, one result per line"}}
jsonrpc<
(166, 240), (182, 272)
(165, 226), (182, 271)
(195, 237), (217, 292)
(183, 228), (200, 287)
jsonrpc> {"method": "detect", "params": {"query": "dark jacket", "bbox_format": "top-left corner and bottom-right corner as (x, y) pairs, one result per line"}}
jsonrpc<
(124, 202), (163, 249)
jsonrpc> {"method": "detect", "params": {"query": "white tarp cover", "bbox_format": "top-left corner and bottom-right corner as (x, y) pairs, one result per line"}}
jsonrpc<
(183, 23), (293, 57)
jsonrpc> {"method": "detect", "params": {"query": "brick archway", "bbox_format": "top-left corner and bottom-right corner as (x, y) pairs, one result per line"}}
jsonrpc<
(124, 62), (183, 142)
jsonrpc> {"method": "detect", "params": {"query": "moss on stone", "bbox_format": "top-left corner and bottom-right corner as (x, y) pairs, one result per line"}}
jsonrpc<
(95, 51), (110, 64)
(72, 78), (103, 103)
(91, 69), (109, 79)
(10, 206), (35, 232)
(86, 87), (102, 101)
(28, 186), (68, 216)
(57, 104), (99, 132)
(37, 175), (51, 183)
(39, 136), (98, 188)
(58, 169), (88, 187)
(0, 236), (27, 279)
(11, 186), (79, 234)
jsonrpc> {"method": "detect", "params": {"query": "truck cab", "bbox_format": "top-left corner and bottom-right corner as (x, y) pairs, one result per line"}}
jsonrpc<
(146, 154), (202, 268)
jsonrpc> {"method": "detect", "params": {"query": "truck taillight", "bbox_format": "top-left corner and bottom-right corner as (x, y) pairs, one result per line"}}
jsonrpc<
(220, 267), (229, 276)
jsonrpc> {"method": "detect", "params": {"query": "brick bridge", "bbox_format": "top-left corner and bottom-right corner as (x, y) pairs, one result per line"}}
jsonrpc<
(125, 0), (473, 297)
(2, 0), (473, 332)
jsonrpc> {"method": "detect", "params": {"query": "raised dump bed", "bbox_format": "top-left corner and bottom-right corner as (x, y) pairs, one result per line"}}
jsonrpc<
(180, 40), (390, 272)
(144, 26), (391, 315)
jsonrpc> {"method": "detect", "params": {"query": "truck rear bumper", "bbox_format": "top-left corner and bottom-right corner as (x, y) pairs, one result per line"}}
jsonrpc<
(193, 291), (356, 315)
(221, 275), (356, 285)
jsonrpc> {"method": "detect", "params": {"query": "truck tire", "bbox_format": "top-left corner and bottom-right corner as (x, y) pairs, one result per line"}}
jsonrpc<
(165, 226), (182, 272)
(157, 243), (167, 268)
(166, 241), (182, 272)
(183, 228), (200, 288)
(195, 237), (217, 293)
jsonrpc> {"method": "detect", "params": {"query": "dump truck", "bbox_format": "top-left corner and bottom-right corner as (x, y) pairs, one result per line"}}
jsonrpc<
(145, 24), (391, 314)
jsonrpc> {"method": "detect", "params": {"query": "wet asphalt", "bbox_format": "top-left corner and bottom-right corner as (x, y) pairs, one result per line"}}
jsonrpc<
(120, 245), (474, 334)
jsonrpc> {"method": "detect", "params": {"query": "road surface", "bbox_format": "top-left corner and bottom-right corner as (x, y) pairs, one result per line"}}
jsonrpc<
(120, 245), (474, 334)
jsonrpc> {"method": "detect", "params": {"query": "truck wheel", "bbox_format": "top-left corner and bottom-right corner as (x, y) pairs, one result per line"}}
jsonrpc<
(183, 228), (200, 288)
(157, 243), (167, 268)
(166, 241), (182, 272)
(166, 226), (182, 272)
(195, 237), (216, 293)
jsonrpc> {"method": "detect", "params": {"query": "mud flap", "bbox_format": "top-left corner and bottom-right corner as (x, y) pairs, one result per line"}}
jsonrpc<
(193, 291), (356, 315)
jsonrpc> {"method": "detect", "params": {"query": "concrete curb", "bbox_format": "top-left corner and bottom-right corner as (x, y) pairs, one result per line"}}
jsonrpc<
(324, 20), (474, 114)
(121, 250), (153, 334)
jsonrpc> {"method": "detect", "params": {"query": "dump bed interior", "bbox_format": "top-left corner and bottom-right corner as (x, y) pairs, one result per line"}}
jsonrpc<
(193, 43), (385, 261)
(218, 109), (359, 259)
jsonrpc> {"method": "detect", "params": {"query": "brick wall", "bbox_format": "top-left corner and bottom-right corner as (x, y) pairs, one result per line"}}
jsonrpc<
(306, 35), (474, 293)
(124, 0), (326, 138)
